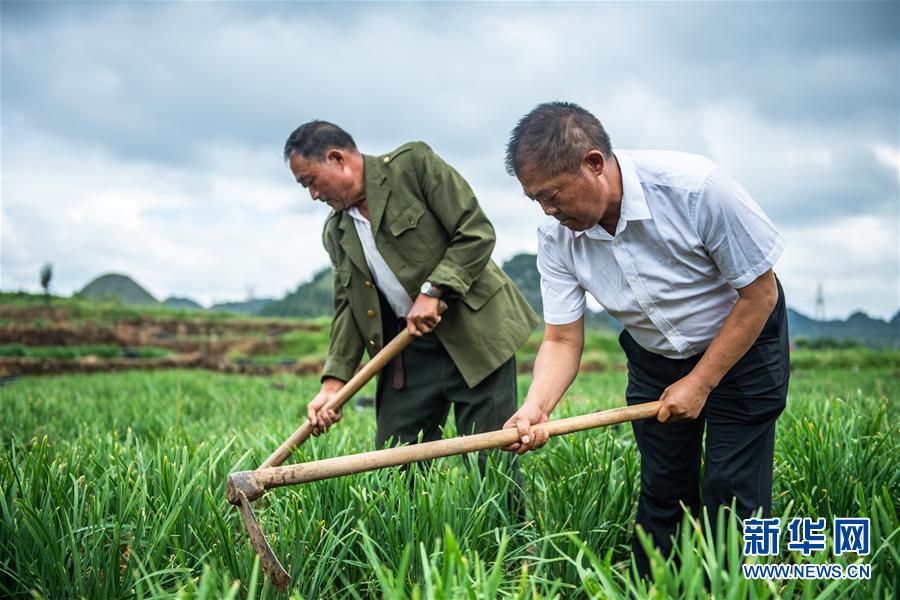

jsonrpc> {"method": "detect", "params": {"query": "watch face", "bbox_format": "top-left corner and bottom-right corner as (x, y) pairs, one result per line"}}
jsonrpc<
(421, 281), (433, 295)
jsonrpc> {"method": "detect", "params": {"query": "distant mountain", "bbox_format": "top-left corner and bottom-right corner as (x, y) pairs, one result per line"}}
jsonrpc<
(163, 296), (204, 310)
(501, 253), (619, 333)
(249, 252), (897, 347)
(209, 299), (274, 315)
(252, 255), (560, 321)
(788, 308), (899, 349)
(260, 268), (333, 318)
(501, 253), (898, 346)
(80, 273), (158, 305)
(251, 253), (621, 330)
(501, 253), (543, 314)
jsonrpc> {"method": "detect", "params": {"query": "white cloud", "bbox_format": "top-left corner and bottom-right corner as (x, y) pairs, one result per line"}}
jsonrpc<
(2, 1), (897, 320)
(0, 133), (331, 305)
(779, 215), (899, 319)
(873, 144), (900, 180)
(785, 149), (833, 168)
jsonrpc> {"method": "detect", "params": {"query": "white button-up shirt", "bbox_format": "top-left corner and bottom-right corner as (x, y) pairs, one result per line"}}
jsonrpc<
(538, 150), (784, 358)
(347, 205), (413, 319)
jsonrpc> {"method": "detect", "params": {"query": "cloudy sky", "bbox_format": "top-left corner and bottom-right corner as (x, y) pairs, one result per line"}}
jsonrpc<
(2, 1), (898, 319)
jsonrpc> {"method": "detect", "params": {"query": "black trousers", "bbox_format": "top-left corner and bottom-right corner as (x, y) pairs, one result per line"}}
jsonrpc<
(621, 279), (790, 577)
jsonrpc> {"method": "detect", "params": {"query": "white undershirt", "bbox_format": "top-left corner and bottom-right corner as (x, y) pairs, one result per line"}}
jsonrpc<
(347, 205), (413, 319)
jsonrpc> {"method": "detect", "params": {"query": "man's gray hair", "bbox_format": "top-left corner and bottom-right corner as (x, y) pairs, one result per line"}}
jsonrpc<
(283, 120), (357, 163)
(505, 102), (612, 177)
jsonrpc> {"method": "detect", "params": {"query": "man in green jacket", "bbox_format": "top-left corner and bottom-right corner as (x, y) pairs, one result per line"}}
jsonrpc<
(283, 120), (539, 463)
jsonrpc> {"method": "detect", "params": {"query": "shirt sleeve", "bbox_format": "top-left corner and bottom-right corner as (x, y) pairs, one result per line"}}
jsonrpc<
(537, 225), (586, 324)
(692, 167), (785, 289)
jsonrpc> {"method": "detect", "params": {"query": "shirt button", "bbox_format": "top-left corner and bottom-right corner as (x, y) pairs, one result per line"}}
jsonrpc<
(383, 156), (391, 163)
(366, 309), (376, 318)
(364, 280), (372, 288)
(368, 339), (376, 347)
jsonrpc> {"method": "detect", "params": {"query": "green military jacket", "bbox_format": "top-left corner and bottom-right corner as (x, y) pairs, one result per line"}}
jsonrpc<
(321, 141), (539, 388)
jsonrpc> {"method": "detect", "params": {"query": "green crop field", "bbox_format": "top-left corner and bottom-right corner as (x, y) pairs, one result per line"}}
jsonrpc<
(1, 352), (898, 599)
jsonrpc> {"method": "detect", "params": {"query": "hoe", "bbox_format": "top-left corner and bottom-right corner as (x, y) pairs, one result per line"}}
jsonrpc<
(226, 319), (661, 591)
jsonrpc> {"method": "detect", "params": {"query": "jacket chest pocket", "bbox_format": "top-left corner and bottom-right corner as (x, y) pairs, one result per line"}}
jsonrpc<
(387, 202), (443, 262)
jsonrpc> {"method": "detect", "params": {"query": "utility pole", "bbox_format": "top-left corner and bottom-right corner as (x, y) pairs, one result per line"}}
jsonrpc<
(814, 283), (826, 321)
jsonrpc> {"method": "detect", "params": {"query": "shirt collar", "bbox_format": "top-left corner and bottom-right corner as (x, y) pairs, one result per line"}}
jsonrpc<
(575, 150), (651, 239)
(347, 205), (366, 222)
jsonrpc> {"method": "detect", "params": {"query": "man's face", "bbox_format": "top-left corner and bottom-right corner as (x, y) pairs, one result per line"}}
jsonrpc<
(289, 150), (363, 211)
(518, 157), (608, 232)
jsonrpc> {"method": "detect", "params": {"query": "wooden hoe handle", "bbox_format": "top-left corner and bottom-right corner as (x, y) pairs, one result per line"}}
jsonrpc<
(230, 400), (661, 503)
(259, 301), (448, 469)
(228, 400), (661, 592)
(231, 298), (651, 593)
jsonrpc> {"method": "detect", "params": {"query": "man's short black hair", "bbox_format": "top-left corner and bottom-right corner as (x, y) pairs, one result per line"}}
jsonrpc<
(283, 120), (357, 162)
(505, 102), (613, 177)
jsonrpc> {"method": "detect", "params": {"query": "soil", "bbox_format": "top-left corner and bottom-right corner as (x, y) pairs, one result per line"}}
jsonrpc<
(0, 317), (320, 356)
(0, 355), (325, 378)
(0, 310), (620, 378)
(0, 312), (325, 377)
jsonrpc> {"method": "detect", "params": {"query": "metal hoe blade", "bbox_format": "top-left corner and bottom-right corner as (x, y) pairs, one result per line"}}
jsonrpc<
(235, 489), (291, 592)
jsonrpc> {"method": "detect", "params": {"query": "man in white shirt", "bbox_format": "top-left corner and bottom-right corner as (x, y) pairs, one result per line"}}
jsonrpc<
(501, 102), (789, 576)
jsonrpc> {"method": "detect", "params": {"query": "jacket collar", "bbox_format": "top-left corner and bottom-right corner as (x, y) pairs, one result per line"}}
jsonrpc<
(335, 154), (391, 277)
(362, 154), (391, 233)
(337, 214), (371, 277)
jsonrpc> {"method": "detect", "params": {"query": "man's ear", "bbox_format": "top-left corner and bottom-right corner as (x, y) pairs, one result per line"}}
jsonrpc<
(584, 150), (606, 177)
(326, 149), (344, 164)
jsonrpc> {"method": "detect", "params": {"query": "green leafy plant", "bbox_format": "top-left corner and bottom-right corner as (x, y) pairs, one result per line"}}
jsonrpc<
(0, 360), (896, 598)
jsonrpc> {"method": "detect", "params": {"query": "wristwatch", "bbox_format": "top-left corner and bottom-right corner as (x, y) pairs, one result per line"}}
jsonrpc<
(419, 281), (443, 298)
